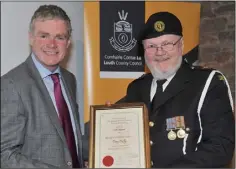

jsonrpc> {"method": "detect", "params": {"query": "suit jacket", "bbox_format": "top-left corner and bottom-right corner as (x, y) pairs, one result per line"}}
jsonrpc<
(1, 56), (83, 168)
(123, 61), (235, 167)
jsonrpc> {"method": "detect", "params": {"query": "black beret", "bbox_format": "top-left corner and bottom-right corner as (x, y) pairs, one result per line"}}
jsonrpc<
(141, 11), (183, 40)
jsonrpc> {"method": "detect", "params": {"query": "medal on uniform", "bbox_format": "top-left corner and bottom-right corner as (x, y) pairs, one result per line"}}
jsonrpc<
(166, 116), (187, 140)
(175, 116), (185, 128)
(175, 116), (186, 139)
(167, 130), (176, 140)
(166, 118), (177, 140)
(177, 128), (186, 138)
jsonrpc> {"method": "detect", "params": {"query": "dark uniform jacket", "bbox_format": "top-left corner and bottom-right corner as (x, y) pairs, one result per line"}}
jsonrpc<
(122, 61), (235, 168)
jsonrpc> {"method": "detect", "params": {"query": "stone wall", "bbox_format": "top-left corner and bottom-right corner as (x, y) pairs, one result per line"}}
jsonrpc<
(199, 2), (235, 168)
(199, 1), (235, 101)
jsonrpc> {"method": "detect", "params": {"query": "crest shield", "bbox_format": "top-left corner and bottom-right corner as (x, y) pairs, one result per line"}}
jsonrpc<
(114, 21), (132, 47)
(109, 11), (136, 52)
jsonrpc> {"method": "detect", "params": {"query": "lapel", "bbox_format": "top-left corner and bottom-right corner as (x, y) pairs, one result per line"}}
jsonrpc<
(25, 56), (67, 145)
(152, 61), (194, 113)
(141, 74), (153, 110)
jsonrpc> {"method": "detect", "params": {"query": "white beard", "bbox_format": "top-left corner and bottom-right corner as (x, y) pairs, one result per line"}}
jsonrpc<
(145, 56), (182, 80)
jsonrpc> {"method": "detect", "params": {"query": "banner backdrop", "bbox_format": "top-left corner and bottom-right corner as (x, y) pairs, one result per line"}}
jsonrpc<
(100, 2), (145, 78)
(84, 2), (201, 123)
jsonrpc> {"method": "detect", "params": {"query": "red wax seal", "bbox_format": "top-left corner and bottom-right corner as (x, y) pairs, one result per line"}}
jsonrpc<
(102, 155), (114, 167)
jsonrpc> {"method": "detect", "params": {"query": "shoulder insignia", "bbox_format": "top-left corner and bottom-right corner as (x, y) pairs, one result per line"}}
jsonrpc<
(191, 65), (208, 69)
(218, 74), (225, 81)
(191, 65), (214, 71)
(201, 65), (211, 69)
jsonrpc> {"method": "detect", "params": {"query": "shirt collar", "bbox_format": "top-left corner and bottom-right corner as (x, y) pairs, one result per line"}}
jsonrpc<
(165, 73), (176, 83)
(31, 53), (61, 79)
(153, 73), (176, 83)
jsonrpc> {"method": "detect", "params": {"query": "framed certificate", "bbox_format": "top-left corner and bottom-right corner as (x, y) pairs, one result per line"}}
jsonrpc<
(88, 103), (151, 168)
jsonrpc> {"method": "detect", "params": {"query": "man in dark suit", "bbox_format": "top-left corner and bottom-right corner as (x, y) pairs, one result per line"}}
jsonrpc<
(1, 5), (83, 168)
(122, 12), (235, 167)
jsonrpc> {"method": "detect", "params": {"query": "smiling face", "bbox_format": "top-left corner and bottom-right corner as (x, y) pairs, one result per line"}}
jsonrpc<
(29, 18), (71, 72)
(143, 34), (184, 79)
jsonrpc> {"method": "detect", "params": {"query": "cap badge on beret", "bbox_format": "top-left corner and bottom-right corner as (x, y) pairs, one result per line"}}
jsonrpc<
(154, 21), (165, 32)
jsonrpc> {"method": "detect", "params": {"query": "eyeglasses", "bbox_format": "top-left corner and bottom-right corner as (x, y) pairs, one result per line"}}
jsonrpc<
(144, 37), (182, 53)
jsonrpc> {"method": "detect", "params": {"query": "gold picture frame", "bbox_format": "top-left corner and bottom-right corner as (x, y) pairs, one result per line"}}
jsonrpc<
(88, 102), (151, 168)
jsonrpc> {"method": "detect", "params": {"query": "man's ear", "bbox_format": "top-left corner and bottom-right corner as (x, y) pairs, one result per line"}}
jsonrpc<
(181, 37), (184, 53)
(29, 32), (34, 46)
(66, 38), (71, 48)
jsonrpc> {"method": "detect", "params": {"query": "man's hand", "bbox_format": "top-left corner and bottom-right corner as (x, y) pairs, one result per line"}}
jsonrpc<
(105, 101), (112, 106)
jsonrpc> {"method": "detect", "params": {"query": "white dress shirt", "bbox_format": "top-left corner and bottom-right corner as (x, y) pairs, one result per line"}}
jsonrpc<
(150, 73), (176, 101)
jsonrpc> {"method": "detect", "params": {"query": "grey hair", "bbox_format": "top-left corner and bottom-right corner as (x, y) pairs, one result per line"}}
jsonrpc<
(29, 4), (72, 37)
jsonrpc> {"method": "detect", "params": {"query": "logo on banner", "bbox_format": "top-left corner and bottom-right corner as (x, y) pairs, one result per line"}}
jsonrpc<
(109, 10), (137, 52)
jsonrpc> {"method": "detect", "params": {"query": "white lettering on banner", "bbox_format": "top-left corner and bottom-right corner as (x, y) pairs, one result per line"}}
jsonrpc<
(104, 55), (143, 61)
(116, 61), (129, 66)
(103, 55), (143, 67)
(129, 61), (142, 66)
(104, 55), (123, 60)
(123, 55), (136, 60)
(104, 61), (116, 65)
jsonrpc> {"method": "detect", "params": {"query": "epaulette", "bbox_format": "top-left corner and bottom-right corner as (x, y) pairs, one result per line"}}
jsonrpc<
(217, 74), (225, 81)
(191, 65), (214, 71)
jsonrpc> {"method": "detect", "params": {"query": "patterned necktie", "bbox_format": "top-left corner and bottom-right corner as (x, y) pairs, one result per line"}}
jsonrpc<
(151, 79), (167, 112)
(51, 73), (80, 168)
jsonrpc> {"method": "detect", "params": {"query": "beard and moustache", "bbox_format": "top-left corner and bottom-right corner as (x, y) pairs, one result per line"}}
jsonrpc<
(145, 54), (182, 80)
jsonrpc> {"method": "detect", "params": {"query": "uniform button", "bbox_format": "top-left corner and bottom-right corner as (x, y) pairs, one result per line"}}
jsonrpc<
(149, 121), (154, 127)
(150, 140), (153, 145)
(67, 161), (72, 166)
